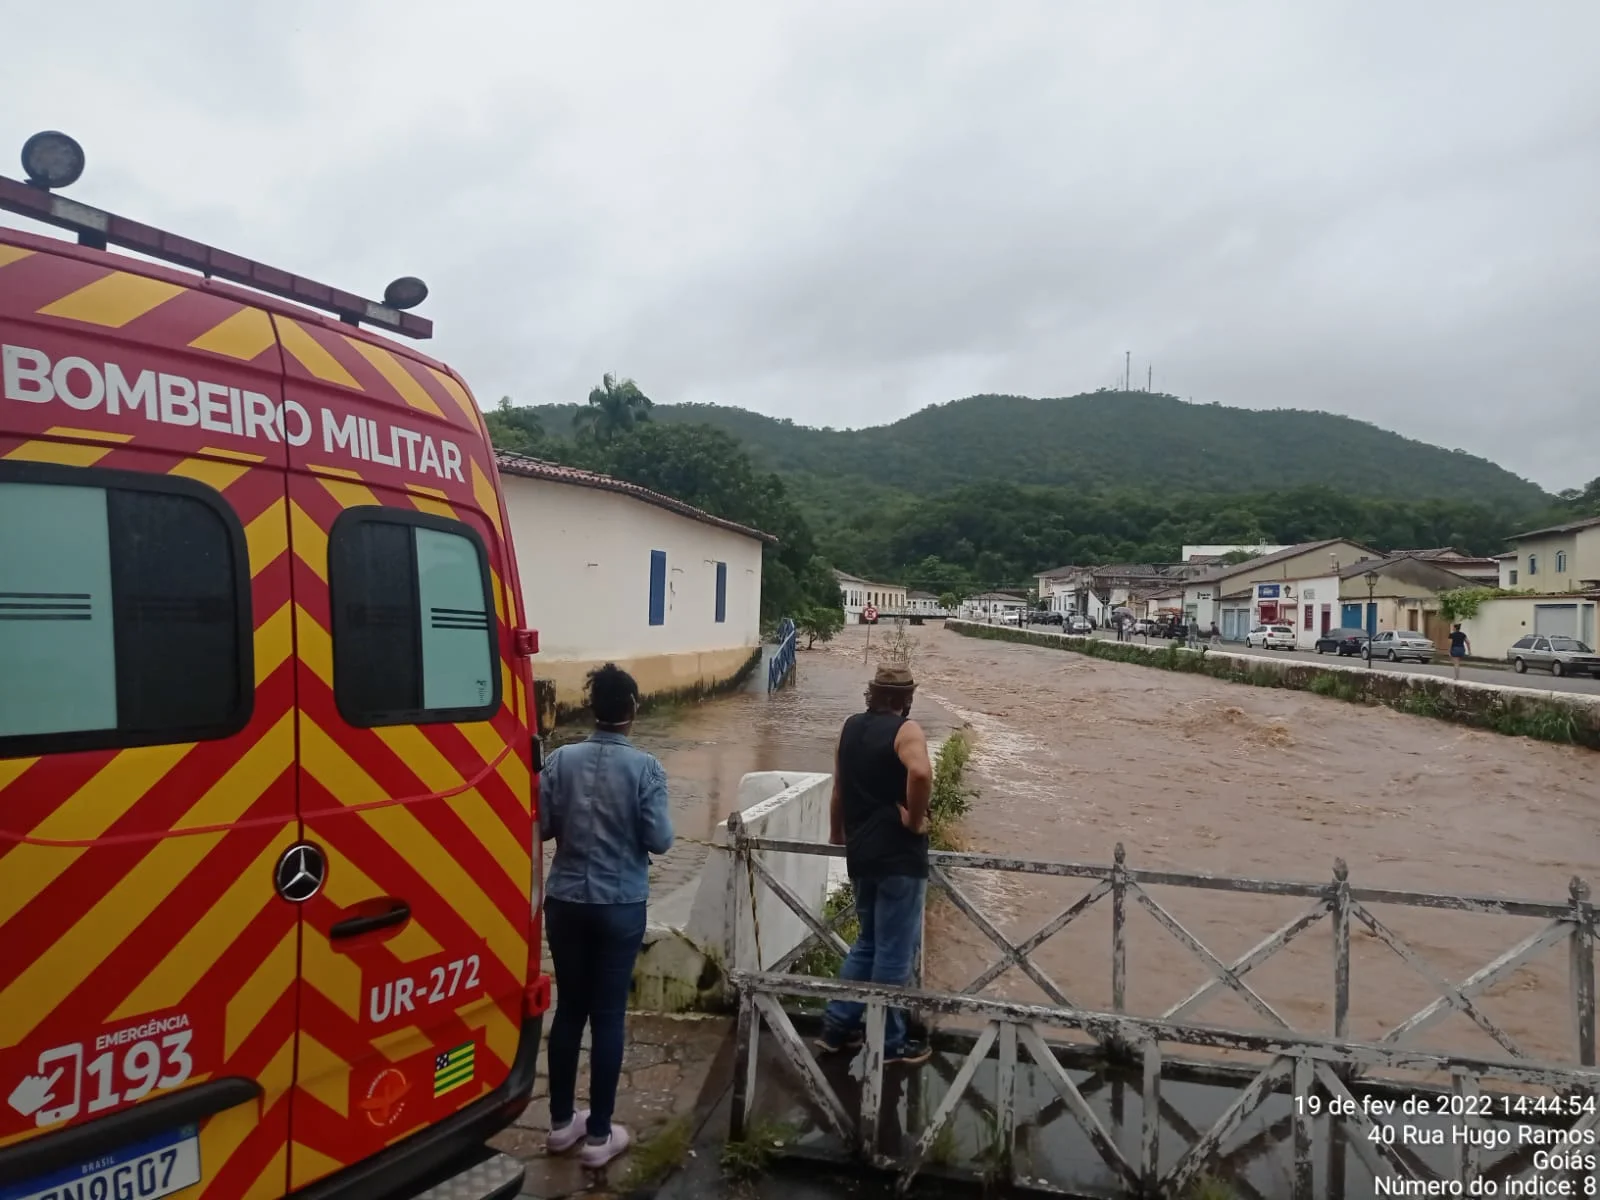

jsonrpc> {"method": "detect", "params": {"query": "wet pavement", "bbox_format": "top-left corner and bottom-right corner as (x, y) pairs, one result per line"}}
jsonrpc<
(493, 1012), (731, 1198)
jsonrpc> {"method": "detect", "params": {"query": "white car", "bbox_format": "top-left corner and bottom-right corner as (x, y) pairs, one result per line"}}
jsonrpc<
(1245, 624), (1297, 650)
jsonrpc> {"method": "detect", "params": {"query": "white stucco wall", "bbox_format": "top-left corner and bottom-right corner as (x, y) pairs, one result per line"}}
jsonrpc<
(501, 475), (763, 701)
(1462, 597), (1599, 657)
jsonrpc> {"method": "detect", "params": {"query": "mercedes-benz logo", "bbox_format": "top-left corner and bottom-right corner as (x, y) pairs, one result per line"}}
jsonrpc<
(275, 842), (327, 903)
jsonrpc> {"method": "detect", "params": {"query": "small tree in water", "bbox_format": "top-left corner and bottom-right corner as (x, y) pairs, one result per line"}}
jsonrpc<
(796, 605), (843, 649)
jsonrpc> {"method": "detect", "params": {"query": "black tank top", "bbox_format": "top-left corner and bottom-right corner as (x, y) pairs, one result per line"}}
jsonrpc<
(838, 710), (929, 880)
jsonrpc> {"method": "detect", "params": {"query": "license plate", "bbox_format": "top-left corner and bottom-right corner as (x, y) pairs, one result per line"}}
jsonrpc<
(0, 1125), (200, 1200)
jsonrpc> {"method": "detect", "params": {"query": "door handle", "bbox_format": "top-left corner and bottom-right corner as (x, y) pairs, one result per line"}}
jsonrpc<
(330, 901), (411, 940)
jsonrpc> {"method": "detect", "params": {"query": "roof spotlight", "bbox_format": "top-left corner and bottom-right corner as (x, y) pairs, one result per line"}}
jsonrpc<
(383, 276), (429, 310)
(21, 130), (86, 190)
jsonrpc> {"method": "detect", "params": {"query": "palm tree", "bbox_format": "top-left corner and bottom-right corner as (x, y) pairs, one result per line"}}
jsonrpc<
(573, 373), (654, 443)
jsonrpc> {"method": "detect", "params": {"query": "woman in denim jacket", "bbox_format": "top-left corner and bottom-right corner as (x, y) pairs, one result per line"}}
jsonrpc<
(539, 664), (675, 1168)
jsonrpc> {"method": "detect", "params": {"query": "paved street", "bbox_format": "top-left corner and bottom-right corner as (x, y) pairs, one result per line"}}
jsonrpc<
(1009, 623), (1600, 695)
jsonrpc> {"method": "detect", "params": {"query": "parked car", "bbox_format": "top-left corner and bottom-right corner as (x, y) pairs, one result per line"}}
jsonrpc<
(1132, 618), (1156, 636)
(1314, 627), (1370, 656)
(1066, 616), (1093, 635)
(1507, 635), (1600, 678)
(1245, 624), (1297, 650)
(1363, 630), (1437, 663)
(1032, 610), (1063, 625)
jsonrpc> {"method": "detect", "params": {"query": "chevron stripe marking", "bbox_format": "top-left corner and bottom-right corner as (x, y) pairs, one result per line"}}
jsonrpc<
(172, 712), (293, 830)
(425, 367), (478, 426)
(290, 503), (329, 582)
(245, 498), (290, 575)
(225, 928), (297, 1058)
(294, 1034), (351, 1118)
(37, 270), (186, 327)
(371, 1023), (429, 1063)
(0, 757), (38, 793)
(319, 477), (379, 509)
(170, 456), (251, 493)
(406, 483), (449, 500)
(188, 306), (276, 361)
(0, 245), (34, 269)
(408, 495), (455, 520)
(318, 849), (443, 962)
(3, 724), (291, 1039)
(44, 426), (135, 443)
(4, 439), (114, 466)
(465, 997), (519, 1081)
(469, 461), (504, 539)
(298, 720), (524, 979)
(344, 338), (446, 418)
(295, 606), (333, 685)
(255, 603), (295, 686)
(109, 831), (295, 1019)
(458, 722), (531, 809)
(307, 463), (363, 480)
(299, 924), (364, 1022)
(199, 446), (268, 464)
(277, 318), (362, 389)
(289, 1142), (346, 1190)
(238, 1145), (289, 1200)
(371, 726), (529, 890)
(25, 742), (193, 850)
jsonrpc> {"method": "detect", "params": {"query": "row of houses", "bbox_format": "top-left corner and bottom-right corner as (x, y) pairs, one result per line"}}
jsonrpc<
(1036, 518), (1599, 653)
(831, 514), (1599, 654)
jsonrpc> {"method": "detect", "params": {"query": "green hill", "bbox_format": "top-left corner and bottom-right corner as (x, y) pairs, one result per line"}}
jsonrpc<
(530, 392), (1550, 512)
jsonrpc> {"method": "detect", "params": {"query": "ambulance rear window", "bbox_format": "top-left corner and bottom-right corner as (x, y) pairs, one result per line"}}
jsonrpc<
(0, 464), (251, 755)
(328, 508), (499, 727)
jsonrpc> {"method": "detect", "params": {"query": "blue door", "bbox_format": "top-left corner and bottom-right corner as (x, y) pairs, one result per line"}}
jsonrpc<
(1341, 603), (1362, 630)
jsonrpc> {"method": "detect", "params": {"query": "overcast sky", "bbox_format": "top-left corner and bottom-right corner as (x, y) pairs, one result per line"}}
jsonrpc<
(5, 2), (1596, 491)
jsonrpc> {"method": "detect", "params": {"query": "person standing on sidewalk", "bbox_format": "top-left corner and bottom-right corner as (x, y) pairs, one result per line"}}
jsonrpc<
(816, 663), (935, 1066)
(539, 664), (675, 1167)
(1449, 624), (1471, 680)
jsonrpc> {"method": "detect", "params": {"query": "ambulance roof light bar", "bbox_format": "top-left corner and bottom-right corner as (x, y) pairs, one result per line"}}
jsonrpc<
(1, 131), (432, 340)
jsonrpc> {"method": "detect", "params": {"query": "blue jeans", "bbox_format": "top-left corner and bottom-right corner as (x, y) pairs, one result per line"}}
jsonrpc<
(544, 898), (647, 1138)
(824, 875), (926, 1053)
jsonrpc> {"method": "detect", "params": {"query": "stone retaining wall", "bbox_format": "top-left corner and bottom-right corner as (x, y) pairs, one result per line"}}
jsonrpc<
(946, 619), (1600, 751)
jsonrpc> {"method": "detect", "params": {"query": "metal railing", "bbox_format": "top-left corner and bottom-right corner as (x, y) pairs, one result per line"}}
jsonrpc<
(767, 618), (797, 692)
(724, 819), (1599, 1197)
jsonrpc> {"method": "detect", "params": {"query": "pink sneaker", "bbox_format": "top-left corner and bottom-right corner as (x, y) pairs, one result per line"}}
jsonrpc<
(579, 1125), (631, 1169)
(546, 1110), (590, 1154)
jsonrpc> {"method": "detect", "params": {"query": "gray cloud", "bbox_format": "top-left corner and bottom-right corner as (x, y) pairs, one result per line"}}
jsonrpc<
(5, 0), (1596, 489)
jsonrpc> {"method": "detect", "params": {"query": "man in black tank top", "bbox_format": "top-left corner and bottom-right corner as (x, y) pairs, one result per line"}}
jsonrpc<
(816, 664), (934, 1065)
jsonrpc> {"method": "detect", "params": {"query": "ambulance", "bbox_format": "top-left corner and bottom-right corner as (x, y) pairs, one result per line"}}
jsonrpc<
(0, 132), (549, 1200)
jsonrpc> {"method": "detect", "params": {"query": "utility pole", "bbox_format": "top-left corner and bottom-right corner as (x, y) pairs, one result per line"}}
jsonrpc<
(1147, 364), (1152, 392)
(1125, 350), (1130, 392)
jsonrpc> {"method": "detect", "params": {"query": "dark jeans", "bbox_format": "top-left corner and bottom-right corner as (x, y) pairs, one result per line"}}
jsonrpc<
(544, 897), (647, 1138)
(823, 874), (926, 1053)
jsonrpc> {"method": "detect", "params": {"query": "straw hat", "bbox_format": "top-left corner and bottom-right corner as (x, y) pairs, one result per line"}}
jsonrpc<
(871, 664), (915, 688)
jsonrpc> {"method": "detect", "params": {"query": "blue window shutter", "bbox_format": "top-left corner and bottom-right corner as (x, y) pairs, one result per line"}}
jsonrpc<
(649, 550), (666, 626)
(715, 562), (727, 624)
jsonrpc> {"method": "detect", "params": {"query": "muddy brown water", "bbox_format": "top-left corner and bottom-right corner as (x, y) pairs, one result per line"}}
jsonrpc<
(560, 625), (1600, 1065)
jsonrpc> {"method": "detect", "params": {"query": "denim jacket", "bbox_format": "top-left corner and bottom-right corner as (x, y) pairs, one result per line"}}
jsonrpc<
(539, 731), (675, 905)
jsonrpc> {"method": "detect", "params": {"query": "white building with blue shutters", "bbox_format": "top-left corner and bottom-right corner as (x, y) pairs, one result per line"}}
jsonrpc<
(496, 454), (771, 717)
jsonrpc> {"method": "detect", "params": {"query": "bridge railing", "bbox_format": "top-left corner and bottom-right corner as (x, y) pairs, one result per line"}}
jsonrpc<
(767, 618), (797, 692)
(723, 819), (1598, 1197)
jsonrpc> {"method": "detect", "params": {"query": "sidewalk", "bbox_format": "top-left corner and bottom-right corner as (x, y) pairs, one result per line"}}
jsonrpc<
(492, 1012), (732, 1199)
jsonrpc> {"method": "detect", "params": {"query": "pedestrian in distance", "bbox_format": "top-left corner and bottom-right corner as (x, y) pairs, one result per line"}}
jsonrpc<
(539, 664), (675, 1168)
(816, 663), (935, 1066)
(1449, 623), (1471, 681)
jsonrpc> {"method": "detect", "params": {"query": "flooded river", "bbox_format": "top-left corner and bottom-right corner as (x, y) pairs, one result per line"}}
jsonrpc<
(569, 624), (1600, 1061)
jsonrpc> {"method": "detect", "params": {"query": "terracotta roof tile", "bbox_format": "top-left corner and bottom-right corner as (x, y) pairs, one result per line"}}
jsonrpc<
(494, 453), (777, 543)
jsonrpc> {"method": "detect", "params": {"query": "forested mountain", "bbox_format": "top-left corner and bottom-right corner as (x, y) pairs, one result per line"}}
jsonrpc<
(527, 392), (1550, 511)
(496, 387), (1576, 599)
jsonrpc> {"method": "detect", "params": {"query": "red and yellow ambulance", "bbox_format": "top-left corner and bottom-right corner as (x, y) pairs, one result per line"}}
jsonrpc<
(0, 133), (548, 1200)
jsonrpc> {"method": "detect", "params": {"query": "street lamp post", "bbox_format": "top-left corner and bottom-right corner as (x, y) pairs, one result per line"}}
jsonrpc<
(1364, 570), (1379, 668)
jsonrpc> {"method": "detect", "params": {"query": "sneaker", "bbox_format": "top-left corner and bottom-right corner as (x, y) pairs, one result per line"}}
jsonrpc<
(813, 1028), (864, 1054)
(579, 1125), (631, 1169)
(546, 1110), (590, 1155)
(886, 1041), (932, 1066)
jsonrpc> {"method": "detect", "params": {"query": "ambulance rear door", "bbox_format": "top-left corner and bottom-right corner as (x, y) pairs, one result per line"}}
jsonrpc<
(0, 237), (299, 1198)
(273, 312), (532, 1189)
